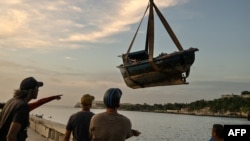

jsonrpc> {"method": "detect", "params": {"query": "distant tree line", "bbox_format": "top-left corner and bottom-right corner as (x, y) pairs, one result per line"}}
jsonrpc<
(91, 92), (250, 115)
(118, 97), (250, 114)
(241, 91), (250, 95)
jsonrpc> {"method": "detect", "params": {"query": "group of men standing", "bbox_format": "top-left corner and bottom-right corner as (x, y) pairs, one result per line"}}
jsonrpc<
(64, 88), (140, 141)
(0, 76), (140, 141)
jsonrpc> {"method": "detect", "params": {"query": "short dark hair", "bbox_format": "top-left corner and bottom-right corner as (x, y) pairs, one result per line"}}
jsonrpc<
(213, 124), (224, 139)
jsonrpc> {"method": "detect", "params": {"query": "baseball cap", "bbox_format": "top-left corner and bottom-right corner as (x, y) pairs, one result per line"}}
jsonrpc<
(20, 77), (43, 90)
(103, 88), (122, 108)
(81, 94), (95, 105)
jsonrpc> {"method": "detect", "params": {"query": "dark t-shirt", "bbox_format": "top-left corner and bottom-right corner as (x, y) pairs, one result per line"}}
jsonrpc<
(0, 98), (29, 141)
(66, 111), (94, 141)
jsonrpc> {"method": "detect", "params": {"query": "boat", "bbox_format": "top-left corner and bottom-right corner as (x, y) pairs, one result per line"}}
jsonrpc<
(118, 48), (198, 88)
(117, 0), (198, 89)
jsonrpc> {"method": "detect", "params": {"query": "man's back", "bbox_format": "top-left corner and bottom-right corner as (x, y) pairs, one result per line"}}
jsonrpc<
(89, 112), (132, 141)
(0, 98), (29, 141)
(66, 111), (94, 141)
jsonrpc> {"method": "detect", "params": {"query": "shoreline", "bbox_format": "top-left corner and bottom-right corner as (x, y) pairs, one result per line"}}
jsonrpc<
(113, 108), (249, 119)
(31, 105), (250, 120)
(149, 110), (249, 119)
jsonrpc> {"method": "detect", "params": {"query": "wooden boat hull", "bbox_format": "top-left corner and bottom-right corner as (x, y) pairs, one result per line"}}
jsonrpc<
(117, 48), (198, 89)
(120, 71), (188, 89)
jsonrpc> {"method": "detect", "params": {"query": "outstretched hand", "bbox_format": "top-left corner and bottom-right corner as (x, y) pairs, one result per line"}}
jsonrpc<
(132, 129), (141, 136)
(55, 94), (63, 100)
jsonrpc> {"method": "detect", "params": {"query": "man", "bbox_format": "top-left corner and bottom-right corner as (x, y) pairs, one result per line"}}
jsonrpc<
(209, 124), (224, 141)
(0, 77), (43, 141)
(89, 88), (141, 141)
(64, 94), (95, 141)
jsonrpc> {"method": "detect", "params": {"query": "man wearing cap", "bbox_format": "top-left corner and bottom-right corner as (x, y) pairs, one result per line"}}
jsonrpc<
(64, 94), (95, 141)
(89, 88), (141, 141)
(0, 77), (43, 141)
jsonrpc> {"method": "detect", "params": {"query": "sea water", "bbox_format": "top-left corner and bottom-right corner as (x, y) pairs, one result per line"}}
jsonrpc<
(30, 105), (250, 141)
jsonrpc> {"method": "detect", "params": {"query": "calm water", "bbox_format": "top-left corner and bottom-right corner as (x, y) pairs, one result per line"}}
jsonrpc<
(31, 105), (249, 141)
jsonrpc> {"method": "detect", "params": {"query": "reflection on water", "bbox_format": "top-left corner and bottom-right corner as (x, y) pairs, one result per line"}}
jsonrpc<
(31, 105), (249, 141)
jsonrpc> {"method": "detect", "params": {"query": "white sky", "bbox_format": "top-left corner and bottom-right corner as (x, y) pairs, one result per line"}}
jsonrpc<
(1, 0), (250, 106)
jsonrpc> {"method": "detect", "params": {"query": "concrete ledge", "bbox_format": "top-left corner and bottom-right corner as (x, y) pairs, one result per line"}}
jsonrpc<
(29, 115), (72, 141)
(27, 128), (48, 141)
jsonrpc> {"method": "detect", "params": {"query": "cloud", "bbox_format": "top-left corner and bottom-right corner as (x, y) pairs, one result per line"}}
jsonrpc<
(0, 9), (28, 37)
(64, 56), (76, 60)
(0, 0), (186, 50)
(61, 0), (184, 42)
